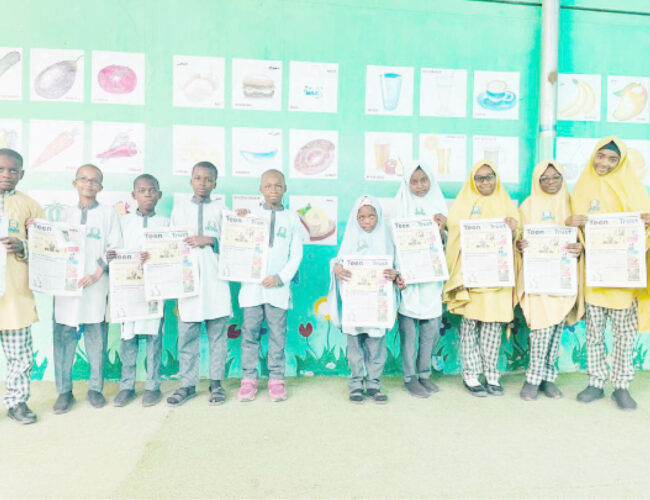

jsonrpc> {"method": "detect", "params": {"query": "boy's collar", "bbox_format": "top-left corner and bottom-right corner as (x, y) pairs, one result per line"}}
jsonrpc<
(78, 200), (99, 210)
(191, 195), (212, 205)
(0, 189), (16, 195)
(136, 208), (155, 217)
(263, 203), (285, 211)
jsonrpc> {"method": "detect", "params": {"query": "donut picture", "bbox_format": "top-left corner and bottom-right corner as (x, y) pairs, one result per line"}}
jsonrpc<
(294, 139), (335, 175)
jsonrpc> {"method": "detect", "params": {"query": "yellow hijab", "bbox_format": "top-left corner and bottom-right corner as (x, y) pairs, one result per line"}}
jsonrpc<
(443, 160), (520, 322)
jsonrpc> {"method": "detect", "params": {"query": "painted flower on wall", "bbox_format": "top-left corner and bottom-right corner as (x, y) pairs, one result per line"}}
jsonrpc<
(299, 322), (313, 338)
(227, 324), (241, 339)
(313, 296), (330, 321)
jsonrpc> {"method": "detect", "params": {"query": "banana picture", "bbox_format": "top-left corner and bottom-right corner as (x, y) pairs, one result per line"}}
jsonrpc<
(558, 76), (598, 120)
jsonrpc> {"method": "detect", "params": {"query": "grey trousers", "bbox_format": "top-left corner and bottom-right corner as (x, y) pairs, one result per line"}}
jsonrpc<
(241, 304), (288, 380)
(54, 322), (107, 394)
(177, 317), (229, 387)
(346, 334), (387, 392)
(119, 334), (162, 391)
(398, 315), (441, 382)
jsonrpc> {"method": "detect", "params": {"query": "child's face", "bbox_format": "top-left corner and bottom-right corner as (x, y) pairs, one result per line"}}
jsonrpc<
(190, 166), (216, 199)
(593, 148), (620, 176)
(473, 164), (496, 196)
(357, 204), (378, 233)
(73, 166), (103, 199)
(132, 178), (161, 213)
(259, 172), (286, 206)
(0, 154), (24, 193)
(539, 165), (563, 194)
(409, 167), (431, 197)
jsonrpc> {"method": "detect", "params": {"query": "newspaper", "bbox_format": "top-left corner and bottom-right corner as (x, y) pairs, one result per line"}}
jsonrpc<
(391, 217), (448, 284)
(218, 211), (270, 283)
(459, 218), (514, 288)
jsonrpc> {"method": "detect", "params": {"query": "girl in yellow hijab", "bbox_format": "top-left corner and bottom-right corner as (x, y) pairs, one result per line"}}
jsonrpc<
(443, 160), (519, 397)
(516, 160), (582, 401)
(569, 136), (650, 411)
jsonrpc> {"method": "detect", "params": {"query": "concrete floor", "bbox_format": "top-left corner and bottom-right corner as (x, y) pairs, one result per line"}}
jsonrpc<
(2, 373), (650, 499)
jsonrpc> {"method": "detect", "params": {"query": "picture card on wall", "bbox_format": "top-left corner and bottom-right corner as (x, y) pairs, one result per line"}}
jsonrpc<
(290, 195), (337, 245)
(419, 133), (467, 183)
(91, 121), (145, 174)
(28, 120), (84, 171)
(288, 60), (338, 113)
(97, 191), (134, 215)
(420, 68), (467, 118)
(0, 119), (23, 152)
(232, 194), (265, 212)
(232, 127), (282, 177)
(172, 125), (225, 176)
(30, 48), (84, 102)
(0, 48), (22, 101)
(607, 75), (650, 124)
(623, 139), (650, 185)
(473, 70), (520, 120)
(364, 132), (413, 181)
(557, 73), (601, 122)
(92, 50), (145, 105)
(472, 135), (519, 183)
(231, 58), (282, 111)
(173, 55), (225, 109)
(555, 137), (599, 184)
(289, 129), (338, 179)
(26, 190), (76, 218)
(365, 65), (414, 116)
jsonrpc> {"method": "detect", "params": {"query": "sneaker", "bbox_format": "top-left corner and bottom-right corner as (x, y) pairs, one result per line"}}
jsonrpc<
(403, 379), (429, 398)
(268, 379), (287, 402)
(8, 402), (37, 425)
(366, 388), (388, 404)
(463, 380), (488, 397)
(87, 390), (106, 408)
(166, 386), (197, 407)
(419, 378), (440, 393)
(349, 389), (364, 404)
(486, 383), (504, 396)
(520, 382), (538, 401)
(577, 385), (604, 403)
(142, 390), (162, 407)
(209, 380), (226, 406)
(612, 388), (637, 411)
(540, 381), (563, 399)
(113, 389), (136, 407)
(237, 379), (258, 402)
(53, 391), (75, 414)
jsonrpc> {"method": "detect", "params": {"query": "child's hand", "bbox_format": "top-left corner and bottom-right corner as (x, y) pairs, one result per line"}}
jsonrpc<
(396, 274), (406, 290)
(0, 237), (24, 254)
(383, 269), (397, 281)
(261, 275), (280, 288)
(641, 213), (650, 225)
(334, 264), (351, 282)
(140, 251), (149, 264)
(25, 217), (36, 229)
(516, 239), (528, 253)
(434, 214), (447, 232)
(185, 235), (214, 248)
(566, 214), (588, 227)
(504, 217), (518, 233)
(106, 250), (117, 263)
(565, 242), (582, 257)
(235, 209), (250, 217)
(78, 267), (104, 288)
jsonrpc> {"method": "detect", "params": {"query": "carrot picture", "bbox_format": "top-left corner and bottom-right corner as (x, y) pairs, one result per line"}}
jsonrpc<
(32, 129), (78, 168)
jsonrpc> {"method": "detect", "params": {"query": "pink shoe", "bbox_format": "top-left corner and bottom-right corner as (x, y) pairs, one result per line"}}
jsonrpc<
(238, 379), (258, 402)
(268, 379), (287, 402)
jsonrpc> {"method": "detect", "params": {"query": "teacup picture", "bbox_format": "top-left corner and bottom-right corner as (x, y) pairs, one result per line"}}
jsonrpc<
(486, 80), (509, 101)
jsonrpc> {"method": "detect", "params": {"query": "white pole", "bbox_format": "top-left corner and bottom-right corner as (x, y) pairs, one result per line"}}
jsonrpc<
(538, 0), (559, 162)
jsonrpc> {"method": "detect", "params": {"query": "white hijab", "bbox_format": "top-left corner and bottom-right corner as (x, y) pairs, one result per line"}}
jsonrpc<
(337, 194), (394, 257)
(395, 159), (448, 218)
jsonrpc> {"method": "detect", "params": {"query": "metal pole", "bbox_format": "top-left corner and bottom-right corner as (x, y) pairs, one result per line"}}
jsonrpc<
(538, 0), (559, 162)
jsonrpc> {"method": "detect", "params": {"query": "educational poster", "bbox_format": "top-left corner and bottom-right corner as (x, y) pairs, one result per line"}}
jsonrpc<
(473, 70), (520, 120)
(557, 73), (601, 122)
(91, 121), (145, 174)
(419, 68), (467, 117)
(624, 139), (650, 185)
(289, 129), (338, 179)
(555, 137), (599, 184)
(30, 48), (84, 102)
(26, 190), (75, 222)
(364, 132), (413, 181)
(232, 127), (282, 177)
(172, 55), (225, 108)
(419, 133), (467, 182)
(391, 218), (448, 284)
(91, 50), (145, 105)
(231, 58), (282, 111)
(218, 212), (270, 283)
(290, 195), (337, 246)
(0, 119), (23, 152)
(472, 135), (519, 183)
(376, 197), (399, 223)
(0, 47), (22, 101)
(28, 120), (84, 171)
(98, 191), (134, 216)
(365, 65), (414, 116)
(288, 60), (338, 113)
(232, 194), (265, 212)
(172, 125), (225, 176)
(607, 75), (650, 123)
(172, 192), (227, 210)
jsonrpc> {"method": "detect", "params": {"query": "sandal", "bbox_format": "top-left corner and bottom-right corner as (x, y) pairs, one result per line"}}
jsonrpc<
(166, 386), (197, 407)
(349, 389), (364, 404)
(366, 388), (388, 404)
(209, 381), (226, 406)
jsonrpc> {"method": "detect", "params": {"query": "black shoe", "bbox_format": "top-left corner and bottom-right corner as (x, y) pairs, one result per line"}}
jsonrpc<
(366, 388), (388, 404)
(463, 380), (488, 397)
(208, 380), (226, 406)
(113, 389), (136, 407)
(166, 386), (197, 407)
(419, 377), (439, 393)
(612, 389), (637, 411)
(540, 381), (563, 399)
(486, 383), (504, 396)
(577, 385), (604, 403)
(520, 382), (538, 401)
(87, 390), (106, 408)
(8, 403), (37, 425)
(53, 391), (75, 414)
(349, 389), (364, 404)
(403, 379), (429, 398)
(142, 389), (162, 407)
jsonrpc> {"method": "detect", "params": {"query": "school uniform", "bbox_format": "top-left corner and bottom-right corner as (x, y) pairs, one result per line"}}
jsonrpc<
(239, 204), (305, 380)
(171, 197), (232, 387)
(52, 202), (122, 395)
(0, 190), (44, 409)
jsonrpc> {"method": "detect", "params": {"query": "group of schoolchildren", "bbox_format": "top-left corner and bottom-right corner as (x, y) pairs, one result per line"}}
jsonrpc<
(0, 134), (648, 425)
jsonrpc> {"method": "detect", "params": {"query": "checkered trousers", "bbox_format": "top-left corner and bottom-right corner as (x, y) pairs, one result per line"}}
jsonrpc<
(459, 318), (503, 384)
(0, 327), (33, 409)
(526, 321), (564, 385)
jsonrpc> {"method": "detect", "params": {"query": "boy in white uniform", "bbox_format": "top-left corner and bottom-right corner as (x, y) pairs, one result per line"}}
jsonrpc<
(237, 169), (305, 402)
(52, 164), (122, 413)
(167, 162), (232, 406)
(113, 174), (168, 408)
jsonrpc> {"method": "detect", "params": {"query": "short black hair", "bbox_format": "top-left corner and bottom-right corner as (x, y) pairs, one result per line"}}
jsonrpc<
(261, 168), (285, 183)
(191, 161), (218, 178)
(76, 164), (103, 183)
(133, 173), (160, 190)
(0, 148), (23, 169)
